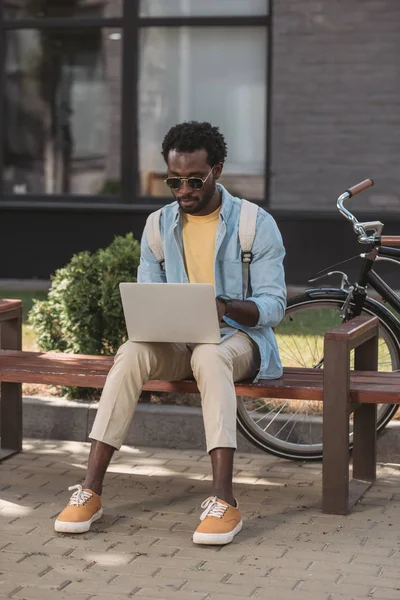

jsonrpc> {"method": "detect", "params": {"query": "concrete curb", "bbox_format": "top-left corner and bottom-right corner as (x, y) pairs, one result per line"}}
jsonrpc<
(22, 396), (260, 454)
(21, 395), (400, 461)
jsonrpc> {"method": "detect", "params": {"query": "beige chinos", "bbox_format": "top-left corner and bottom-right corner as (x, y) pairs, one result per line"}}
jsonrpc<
(89, 330), (259, 453)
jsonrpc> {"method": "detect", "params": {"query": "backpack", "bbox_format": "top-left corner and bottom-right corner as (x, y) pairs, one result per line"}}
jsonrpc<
(144, 199), (259, 300)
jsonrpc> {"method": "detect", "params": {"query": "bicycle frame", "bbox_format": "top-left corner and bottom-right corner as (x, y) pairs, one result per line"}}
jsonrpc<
(363, 247), (400, 313)
(308, 245), (400, 315)
(347, 244), (400, 318)
(311, 178), (400, 321)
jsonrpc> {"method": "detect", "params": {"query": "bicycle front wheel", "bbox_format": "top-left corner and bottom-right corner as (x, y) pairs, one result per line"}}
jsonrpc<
(236, 290), (400, 460)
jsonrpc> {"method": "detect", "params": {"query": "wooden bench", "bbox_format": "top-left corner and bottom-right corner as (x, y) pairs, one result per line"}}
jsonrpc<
(1, 298), (399, 515)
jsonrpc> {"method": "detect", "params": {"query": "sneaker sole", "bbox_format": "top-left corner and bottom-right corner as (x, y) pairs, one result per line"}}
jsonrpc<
(192, 520), (243, 545)
(54, 508), (104, 534)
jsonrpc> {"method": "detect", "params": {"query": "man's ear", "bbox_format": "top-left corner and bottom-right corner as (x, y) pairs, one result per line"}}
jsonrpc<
(214, 162), (223, 181)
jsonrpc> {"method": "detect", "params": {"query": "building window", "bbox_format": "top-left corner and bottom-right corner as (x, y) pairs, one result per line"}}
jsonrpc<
(140, 0), (268, 18)
(4, 0), (122, 19)
(4, 27), (121, 195)
(1, 1), (270, 203)
(139, 27), (267, 200)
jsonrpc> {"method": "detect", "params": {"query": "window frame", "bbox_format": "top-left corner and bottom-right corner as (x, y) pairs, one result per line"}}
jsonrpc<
(0, 0), (272, 208)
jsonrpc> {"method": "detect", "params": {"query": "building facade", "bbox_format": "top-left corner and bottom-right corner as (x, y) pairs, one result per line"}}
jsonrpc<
(1, 0), (399, 285)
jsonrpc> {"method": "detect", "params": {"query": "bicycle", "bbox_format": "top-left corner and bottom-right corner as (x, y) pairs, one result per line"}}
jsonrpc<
(237, 178), (400, 460)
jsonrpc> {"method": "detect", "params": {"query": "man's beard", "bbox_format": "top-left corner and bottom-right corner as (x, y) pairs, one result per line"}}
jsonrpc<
(178, 188), (215, 215)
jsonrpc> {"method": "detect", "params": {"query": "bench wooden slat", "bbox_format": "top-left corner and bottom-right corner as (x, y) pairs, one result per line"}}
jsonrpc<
(1, 349), (114, 363)
(0, 349), (324, 398)
(144, 377), (326, 400)
(1, 349), (400, 404)
(4, 351), (396, 386)
(324, 316), (379, 341)
(0, 351), (114, 372)
(4, 351), (397, 382)
(350, 384), (400, 403)
(0, 370), (325, 400)
(0, 370), (108, 389)
(0, 299), (22, 313)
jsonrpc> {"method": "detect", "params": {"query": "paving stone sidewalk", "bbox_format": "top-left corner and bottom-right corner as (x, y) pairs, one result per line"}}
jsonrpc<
(1, 440), (400, 600)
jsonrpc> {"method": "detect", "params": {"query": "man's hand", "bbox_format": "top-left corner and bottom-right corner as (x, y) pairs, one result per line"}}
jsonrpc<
(216, 298), (227, 322)
(216, 298), (260, 327)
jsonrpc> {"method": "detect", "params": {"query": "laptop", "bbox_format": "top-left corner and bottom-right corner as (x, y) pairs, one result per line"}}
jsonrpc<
(119, 282), (221, 344)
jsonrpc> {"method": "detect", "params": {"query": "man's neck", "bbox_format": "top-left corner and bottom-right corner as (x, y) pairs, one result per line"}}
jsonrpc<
(200, 187), (222, 216)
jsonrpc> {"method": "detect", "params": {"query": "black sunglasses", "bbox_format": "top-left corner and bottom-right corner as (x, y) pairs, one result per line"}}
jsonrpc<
(164, 167), (215, 191)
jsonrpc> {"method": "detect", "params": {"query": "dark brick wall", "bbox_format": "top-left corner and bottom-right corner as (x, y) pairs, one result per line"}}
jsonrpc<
(3, 207), (400, 287)
(271, 0), (400, 212)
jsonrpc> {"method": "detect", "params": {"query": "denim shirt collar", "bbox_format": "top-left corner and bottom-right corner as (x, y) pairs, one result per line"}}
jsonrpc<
(172, 184), (234, 226)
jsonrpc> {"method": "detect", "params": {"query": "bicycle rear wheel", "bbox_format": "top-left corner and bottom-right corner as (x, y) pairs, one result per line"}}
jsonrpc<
(236, 290), (400, 460)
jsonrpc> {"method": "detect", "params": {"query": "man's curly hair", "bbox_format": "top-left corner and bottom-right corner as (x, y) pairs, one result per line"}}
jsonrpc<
(161, 121), (227, 166)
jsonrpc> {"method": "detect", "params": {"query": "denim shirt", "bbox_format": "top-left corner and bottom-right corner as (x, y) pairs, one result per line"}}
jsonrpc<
(137, 184), (287, 381)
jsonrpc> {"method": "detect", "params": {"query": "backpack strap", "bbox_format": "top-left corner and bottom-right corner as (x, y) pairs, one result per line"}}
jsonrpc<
(239, 199), (259, 299)
(145, 208), (165, 272)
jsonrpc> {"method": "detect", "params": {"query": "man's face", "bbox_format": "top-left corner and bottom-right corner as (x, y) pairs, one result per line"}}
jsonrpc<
(166, 149), (222, 216)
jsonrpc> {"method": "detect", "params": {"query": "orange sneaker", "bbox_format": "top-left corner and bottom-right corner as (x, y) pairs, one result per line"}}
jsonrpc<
(192, 496), (242, 545)
(54, 485), (103, 534)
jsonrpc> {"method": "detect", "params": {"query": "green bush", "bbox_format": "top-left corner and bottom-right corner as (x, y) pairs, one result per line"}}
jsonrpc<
(29, 233), (141, 398)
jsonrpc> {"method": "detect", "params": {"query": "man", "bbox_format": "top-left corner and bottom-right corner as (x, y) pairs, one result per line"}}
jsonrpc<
(55, 121), (286, 545)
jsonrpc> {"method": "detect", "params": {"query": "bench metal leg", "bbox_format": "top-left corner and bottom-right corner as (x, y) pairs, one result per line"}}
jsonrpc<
(352, 404), (377, 482)
(322, 316), (380, 514)
(353, 335), (378, 483)
(0, 383), (22, 460)
(323, 341), (350, 515)
(323, 326), (379, 514)
(1, 316), (22, 461)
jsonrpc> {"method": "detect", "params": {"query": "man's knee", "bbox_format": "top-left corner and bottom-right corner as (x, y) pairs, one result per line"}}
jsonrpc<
(114, 341), (154, 370)
(116, 340), (143, 358)
(191, 344), (231, 375)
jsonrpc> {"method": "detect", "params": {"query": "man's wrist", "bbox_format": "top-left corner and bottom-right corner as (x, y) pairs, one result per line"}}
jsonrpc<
(216, 295), (233, 316)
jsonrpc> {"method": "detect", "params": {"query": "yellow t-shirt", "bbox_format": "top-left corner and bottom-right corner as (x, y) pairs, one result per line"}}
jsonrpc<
(182, 206), (221, 286)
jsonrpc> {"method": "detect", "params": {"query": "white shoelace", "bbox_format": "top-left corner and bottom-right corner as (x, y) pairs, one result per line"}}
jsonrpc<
(67, 484), (93, 507)
(199, 496), (229, 521)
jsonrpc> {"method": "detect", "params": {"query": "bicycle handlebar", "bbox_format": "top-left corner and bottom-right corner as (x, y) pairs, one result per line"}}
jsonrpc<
(337, 178), (384, 244)
(380, 236), (400, 247)
(345, 178), (374, 198)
